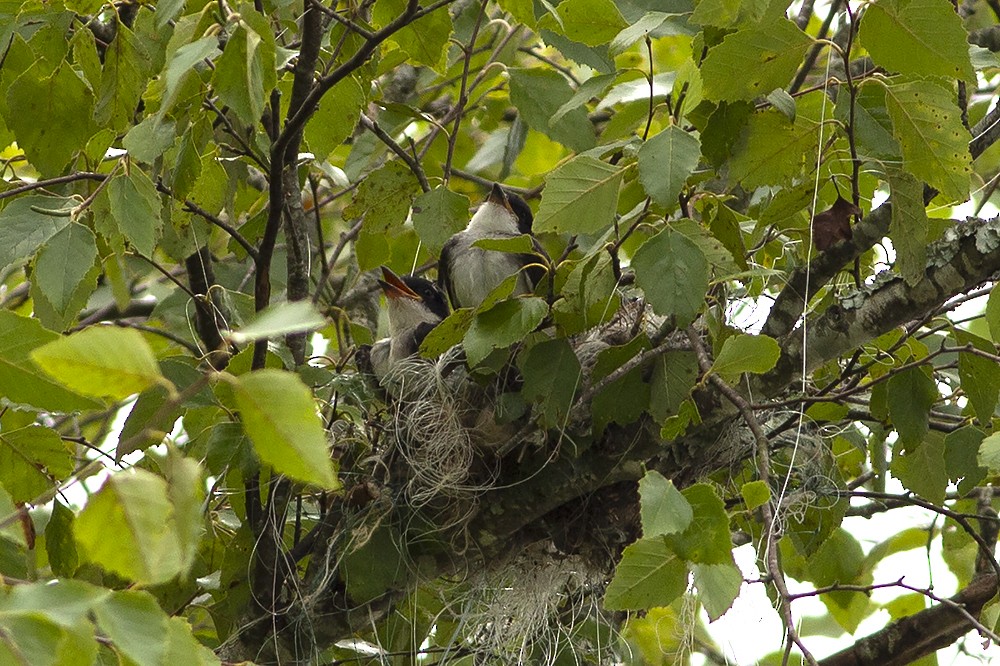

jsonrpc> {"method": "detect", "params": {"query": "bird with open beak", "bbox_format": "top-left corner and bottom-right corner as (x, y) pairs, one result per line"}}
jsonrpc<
(365, 266), (450, 380)
(438, 183), (543, 310)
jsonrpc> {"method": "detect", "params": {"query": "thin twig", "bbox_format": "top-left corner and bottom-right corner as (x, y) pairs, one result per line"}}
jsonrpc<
(359, 114), (430, 192)
(687, 326), (818, 666)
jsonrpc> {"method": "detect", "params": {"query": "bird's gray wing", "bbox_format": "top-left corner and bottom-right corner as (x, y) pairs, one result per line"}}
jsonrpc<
(438, 237), (461, 309)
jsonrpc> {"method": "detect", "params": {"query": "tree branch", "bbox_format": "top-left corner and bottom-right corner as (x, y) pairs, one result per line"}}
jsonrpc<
(758, 216), (1000, 397)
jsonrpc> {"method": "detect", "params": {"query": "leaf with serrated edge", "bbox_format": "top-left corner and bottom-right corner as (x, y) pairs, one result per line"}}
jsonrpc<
(534, 156), (623, 234)
(700, 19), (812, 102)
(31, 327), (164, 400)
(711, 334), (780, 378)
(632, 229), (709, 326)
(604, 537), (688, 610)
(638, 125), (700, 208)
(887, 169), (927, 286)
(859, 0), (975, 82)
(232, 369), (339, 489)
(74, 471), (182, 584)
(885, 79), (971, 204)
(638, 470), (693, 537)
(692, 562), (742, 621)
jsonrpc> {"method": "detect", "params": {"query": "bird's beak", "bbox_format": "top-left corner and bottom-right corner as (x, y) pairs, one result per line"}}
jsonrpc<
(378, 266), (421, 301)
(487, 183), (513, 212)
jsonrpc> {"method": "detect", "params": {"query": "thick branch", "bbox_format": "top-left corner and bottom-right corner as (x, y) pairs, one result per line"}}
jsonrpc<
(763, 100), (1000, 340)
(818, 574), (997, 666)
(758, 216), (1000, 396)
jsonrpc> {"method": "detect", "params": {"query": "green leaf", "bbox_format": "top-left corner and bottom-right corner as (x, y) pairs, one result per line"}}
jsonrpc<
(304, 76), (366, 161)
(232, 369), (339, 489)
(610, 12), (681, 55)
(886, 168), (927, 287)
(886, 366), (937, 446)
(92, 591), (170, 666)
(508, 68), (596, 152)
(419, 308), (475, 357)
(374, 0), (453, 72)
(96, 24), (148, 132)
(858, 0), (975, 82)
(31, 327), (164, 400)
(955, 329), (1000, 424)
(4, 62), (95, 175)
(604, 537), (688, 610)
(551, 251), (621, 334)
(741, 480), (770, 511)
(31, 261), (100, 333)
(885, 79), (971, 204)
(213, 19), (276, 127)
(463, 297), (547, 366)
(108, 169), (163, 256)
(161, 451), (204, 573)
(766, 87), (796, 121)
(807, 528), (870, 633)
(632, 229), (709, 326)
(539, 29), (615, 74)
(637, 125), (700, 208)
(227, 301), (326, 344)
(977, 431), (1000, 473)
(551, 73), (616, 125)
(0, 425), (72, 503)
(710, 334), (780, 379)
(0, 579), (108, 627)
(648, 351), (699, 423)
(638, 470), (693, 537)
(411, 187), (470, 253)
(534, 156), (624, 235)
(891, 431), (947, 504)
(863, 527), (932, 572)
(699, 19), (812, 102)
(343, 160), (420, 231)
(945, 426), (987, 495)
(0, 356), (101, 412)
(160, 37), (220, 117)
(518, 338), (582, 428)
(497, 0), (535, 27)
(592, 359), (649, 432)
(164, 616), (220, 665)
(123, 116), (177, 164)
(538, 0), (628, 46)
(473, 235), (537, 254)
(689, 0), (749, 27)
(32, 223), (98, 322)
(728, 107), (819, 188)
(0, 195), (73, 268)
(837, 84), (899, 160)
(46, 501), (78, 577)
(663, 484), (733, 565)
(74, 470), (183, 584)
(341, 527), (406, 604)
(987, 288), (1000, 342)
(691, 562), (742, 621)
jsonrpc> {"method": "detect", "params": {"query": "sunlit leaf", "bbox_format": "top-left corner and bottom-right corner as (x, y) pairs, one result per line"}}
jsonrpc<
(232, 370), (339, 489)
(533, 155), (623, 234)
(31, 327), (164, 400)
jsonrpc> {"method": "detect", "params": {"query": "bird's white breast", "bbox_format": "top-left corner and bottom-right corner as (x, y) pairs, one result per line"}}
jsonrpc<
(448, 231), (530, 308)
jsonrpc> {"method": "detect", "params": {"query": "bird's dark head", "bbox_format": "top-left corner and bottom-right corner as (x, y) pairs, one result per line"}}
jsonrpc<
(378, 266), (450, 325)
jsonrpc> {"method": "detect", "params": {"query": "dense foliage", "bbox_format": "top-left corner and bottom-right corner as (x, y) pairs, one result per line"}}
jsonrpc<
(4, 0), (1000, 664)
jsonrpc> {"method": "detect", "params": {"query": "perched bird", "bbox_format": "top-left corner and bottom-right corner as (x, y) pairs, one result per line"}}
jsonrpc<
(438, 183), (543, 310)
(364, 266), (449, 380)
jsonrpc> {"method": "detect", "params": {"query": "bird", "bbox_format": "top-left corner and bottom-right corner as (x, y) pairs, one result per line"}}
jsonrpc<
(438, 183), (544, 310)
(363, 266), (450, 381)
